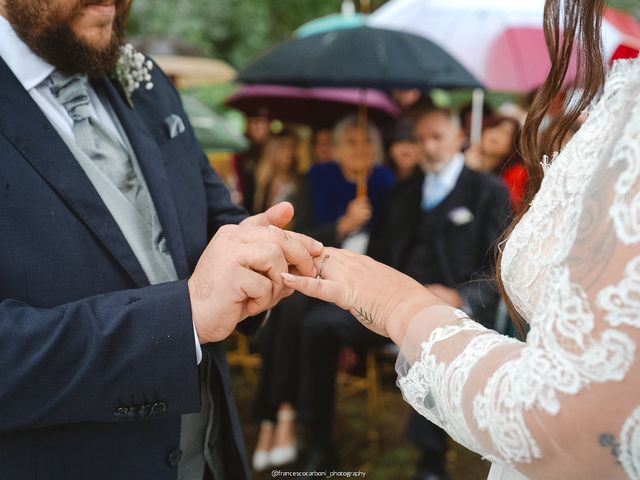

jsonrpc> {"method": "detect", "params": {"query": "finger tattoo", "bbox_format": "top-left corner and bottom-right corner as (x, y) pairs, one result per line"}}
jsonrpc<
(354, 307), (374, 325)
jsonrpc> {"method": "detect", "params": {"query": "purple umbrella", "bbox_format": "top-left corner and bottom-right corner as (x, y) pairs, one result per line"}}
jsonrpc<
(225, 84), (400, 127)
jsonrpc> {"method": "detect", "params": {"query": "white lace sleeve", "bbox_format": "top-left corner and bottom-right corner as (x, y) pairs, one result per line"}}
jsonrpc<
(396, 59), (640, 480)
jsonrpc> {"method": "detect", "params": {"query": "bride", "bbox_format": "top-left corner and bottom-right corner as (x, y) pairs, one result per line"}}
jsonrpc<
(281, 0), (640, 478)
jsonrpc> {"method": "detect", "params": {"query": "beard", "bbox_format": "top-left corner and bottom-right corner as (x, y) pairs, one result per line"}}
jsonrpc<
(5, 0), (131, 78)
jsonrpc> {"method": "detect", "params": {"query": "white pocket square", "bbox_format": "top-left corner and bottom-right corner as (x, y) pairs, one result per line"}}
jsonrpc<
(448, 207), (474, 226)
(165, 114), (186, 139)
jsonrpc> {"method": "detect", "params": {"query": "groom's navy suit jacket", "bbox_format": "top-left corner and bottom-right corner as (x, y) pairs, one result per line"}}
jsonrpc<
(0, 58), (251, 479)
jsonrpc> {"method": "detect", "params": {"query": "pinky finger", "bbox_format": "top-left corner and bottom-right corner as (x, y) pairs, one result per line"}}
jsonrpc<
(281, 272), (348, 310)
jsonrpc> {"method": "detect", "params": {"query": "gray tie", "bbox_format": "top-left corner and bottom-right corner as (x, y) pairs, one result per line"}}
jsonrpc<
(48, 72), (142, 205)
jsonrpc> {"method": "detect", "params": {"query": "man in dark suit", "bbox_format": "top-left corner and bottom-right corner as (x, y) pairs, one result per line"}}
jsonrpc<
(369, 107), (512, 480)
(0, 1), (320, 479)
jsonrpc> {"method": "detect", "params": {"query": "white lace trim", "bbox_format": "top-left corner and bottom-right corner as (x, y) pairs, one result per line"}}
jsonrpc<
(399, 318), (517, 456)
(620, 405), (640, 479)
(473, 262), (636, 464)
(598, 256), (640, 329)
(608, 96), (640, 246)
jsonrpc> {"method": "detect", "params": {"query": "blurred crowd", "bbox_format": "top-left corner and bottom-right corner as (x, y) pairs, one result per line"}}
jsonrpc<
(225, 88), (582, 480)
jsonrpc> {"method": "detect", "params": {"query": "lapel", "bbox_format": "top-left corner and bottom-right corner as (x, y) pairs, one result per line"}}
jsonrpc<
(390, 172), (423, 268)
(97, 77), (190, 279)
(0, 58), (151, 287)
(428, 167), (473, 286)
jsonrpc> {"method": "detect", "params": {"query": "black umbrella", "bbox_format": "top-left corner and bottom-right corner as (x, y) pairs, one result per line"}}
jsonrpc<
(237, 26), (481, 90)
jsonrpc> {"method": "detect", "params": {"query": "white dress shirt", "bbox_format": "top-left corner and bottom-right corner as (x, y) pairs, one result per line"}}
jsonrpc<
(0, 15), (202, 363)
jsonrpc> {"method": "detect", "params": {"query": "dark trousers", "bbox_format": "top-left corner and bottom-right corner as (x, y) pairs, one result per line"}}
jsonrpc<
(253, 292), (308, 422)
(298, 301), (389, 441)
(407, 412), (448, 475)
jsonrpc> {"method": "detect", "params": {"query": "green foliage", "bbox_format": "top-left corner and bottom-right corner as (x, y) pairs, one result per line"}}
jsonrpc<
(127, 0), (369, 68)
(127, 0), (639, 76)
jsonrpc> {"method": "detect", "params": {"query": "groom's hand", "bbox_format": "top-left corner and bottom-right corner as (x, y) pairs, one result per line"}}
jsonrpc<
(188, 202), (323, 344)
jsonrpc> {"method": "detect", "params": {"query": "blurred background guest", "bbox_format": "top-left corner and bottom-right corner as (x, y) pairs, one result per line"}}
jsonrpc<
(250, 115), (395, 474)
(311, 127), (334, 165)
(253, 129), (300, 214)
(233, 113), (271, 213)
(295, 115), (395, 472)
(391, 88), (425, 116)
(464, 115), (527, 211)
(387, 119), (422, 181)
(369, 106), (511, 480)
(295, 115), (392, 249)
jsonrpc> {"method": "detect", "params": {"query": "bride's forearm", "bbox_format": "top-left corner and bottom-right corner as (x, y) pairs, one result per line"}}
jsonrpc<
(384, 287), (445, 346)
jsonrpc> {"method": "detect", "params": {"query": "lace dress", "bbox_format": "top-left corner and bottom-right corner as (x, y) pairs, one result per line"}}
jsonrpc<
(396, 59), (640, 480)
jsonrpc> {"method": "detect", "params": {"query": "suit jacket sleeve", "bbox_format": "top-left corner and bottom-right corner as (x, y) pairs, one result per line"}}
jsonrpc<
(0, 281), (202, 433)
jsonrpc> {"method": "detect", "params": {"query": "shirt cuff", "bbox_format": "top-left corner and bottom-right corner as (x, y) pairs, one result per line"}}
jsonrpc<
(193, 322), (202, 365)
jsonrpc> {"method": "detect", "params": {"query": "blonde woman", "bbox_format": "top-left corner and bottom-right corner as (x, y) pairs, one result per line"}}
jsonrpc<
(252, 129), (300, 215)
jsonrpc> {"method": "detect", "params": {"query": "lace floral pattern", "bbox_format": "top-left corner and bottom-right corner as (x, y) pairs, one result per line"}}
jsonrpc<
(397, 59), (640, 479)
(620, 406), (640, 478)
(598, 256), (640, 329)
(398, 316), (519, 456)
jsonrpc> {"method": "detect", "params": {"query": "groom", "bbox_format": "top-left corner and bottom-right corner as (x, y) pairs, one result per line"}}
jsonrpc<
(0, 1), (321, 479)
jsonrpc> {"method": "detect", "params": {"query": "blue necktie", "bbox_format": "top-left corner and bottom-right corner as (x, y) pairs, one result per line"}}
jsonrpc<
(422, 174), (447, 211)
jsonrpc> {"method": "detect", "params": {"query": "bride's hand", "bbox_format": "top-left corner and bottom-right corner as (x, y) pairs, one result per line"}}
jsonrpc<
(281, 247), (444, 345)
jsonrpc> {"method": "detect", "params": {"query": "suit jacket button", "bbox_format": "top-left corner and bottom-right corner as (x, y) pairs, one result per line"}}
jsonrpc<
(167, 448), (183, 467)
(151, 402), (167, 416)
(139, 403), (152, 418)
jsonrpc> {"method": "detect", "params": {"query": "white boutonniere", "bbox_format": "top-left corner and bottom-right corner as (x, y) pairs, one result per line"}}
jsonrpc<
(113, 43), (154, 107)
(448, 206), (474, 226)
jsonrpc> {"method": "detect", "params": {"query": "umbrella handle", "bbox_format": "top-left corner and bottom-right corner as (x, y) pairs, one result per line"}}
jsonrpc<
(470, 88), (485, 145)
(357, 176), (367, 198)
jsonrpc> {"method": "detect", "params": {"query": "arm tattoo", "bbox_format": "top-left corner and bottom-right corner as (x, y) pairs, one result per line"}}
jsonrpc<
(599, 433), (621, 465)
(354, 307), (374, 325)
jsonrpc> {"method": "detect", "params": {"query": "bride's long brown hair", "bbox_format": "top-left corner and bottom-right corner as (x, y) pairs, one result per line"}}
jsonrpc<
(497, 0), (607, 336)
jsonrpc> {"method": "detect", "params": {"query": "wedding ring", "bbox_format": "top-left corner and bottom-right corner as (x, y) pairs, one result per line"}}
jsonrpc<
(316, 254), (330, 279)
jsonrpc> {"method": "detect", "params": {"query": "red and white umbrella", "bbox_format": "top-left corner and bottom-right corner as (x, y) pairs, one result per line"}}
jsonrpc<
(370, 0), (640, 93)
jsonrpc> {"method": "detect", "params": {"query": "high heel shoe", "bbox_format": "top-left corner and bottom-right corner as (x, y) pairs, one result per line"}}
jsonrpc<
(269, 410), (298, 467)
(252, 421), (274, 472)
(269, 445), (298, 467)
(252, 450), (271, 472)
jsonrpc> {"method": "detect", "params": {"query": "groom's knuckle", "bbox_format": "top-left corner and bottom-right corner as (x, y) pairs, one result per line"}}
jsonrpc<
(217, 224), (235, 238)
(265, 242), (282, 258)
(270, 227), (288, 243)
